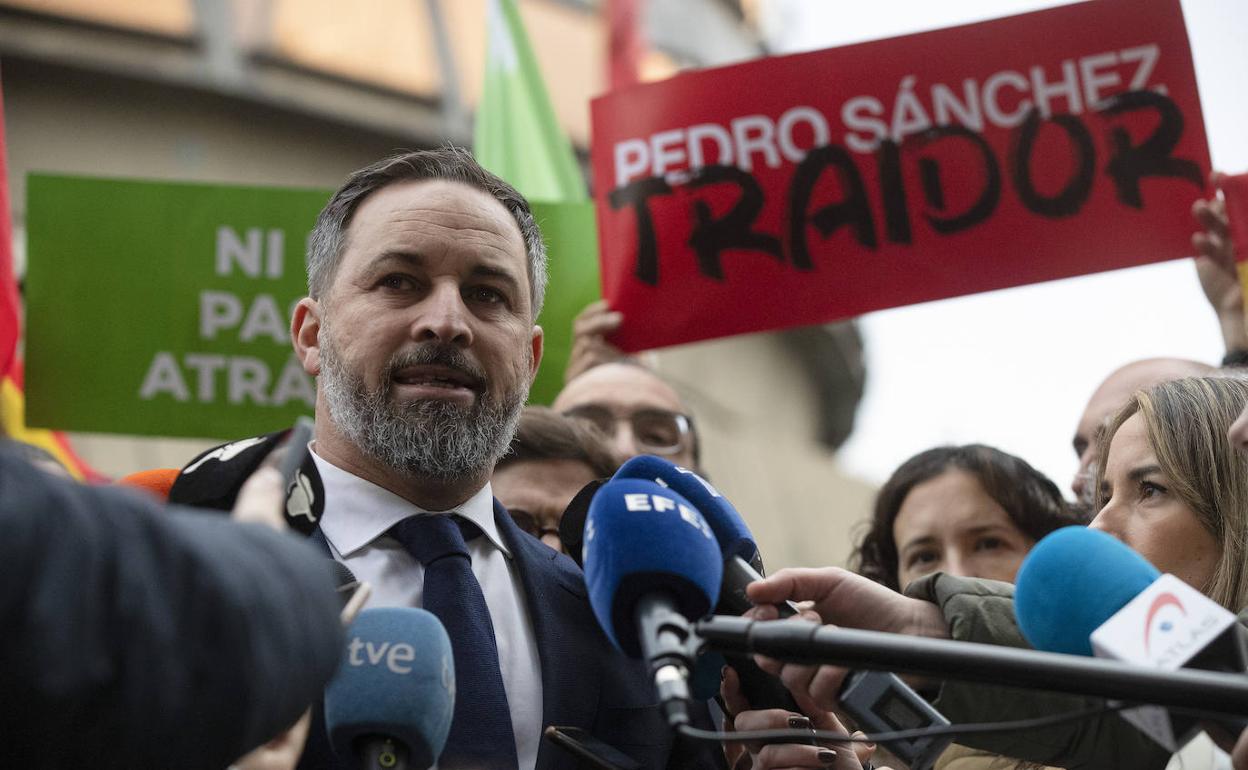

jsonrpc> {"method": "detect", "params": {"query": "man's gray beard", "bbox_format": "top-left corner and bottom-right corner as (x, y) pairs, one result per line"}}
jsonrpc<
(318, 327), (527, 482)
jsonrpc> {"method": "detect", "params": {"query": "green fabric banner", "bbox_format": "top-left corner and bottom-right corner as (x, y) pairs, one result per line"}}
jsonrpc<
(473, 0), (600, 404)
(528, 200), (598, 405)
(24, 174), (597, 438)
(474, 0), (586, 203)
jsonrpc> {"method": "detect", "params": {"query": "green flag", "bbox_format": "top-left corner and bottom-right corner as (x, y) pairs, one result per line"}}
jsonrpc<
(474, 0), (585, 203)
(473, 0), (600, 405)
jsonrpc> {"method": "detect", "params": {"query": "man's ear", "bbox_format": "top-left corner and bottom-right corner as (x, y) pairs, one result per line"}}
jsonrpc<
(292, 297), (322, 375)
(529, 325), (544, 383)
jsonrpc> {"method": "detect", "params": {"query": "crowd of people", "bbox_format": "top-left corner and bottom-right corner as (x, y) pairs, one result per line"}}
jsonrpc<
(4, 146), (1248, 770)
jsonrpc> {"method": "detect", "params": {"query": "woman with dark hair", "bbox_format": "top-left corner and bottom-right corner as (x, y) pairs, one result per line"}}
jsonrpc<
(853, 444), (1080, 593)
(722, 445), (1078, 770)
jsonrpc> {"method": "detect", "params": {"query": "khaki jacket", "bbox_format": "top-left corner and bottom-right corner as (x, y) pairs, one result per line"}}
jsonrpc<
(905, 573), (1178, 770)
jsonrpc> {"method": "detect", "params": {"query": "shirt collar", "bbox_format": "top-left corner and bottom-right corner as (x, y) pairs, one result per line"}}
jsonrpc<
(311, 447), (510, 559)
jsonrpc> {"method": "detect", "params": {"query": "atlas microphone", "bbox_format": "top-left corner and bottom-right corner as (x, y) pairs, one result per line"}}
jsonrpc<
(324, 608), (455, 770)
(612, 455), (950, 769)
(1016, 526), (1248, 751)
(583, 477), (724, 727)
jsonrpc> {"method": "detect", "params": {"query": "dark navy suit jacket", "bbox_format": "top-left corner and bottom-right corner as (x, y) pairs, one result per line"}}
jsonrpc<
(169, 432), (722, 770)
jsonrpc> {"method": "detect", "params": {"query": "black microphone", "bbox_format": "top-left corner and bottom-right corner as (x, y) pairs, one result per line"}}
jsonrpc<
(557, 478), (601, 568)
(610, 456), (950, 769)
(695, 615), (1248, 717)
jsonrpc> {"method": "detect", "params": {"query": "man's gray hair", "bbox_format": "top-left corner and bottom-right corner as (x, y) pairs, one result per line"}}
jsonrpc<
(306, 146), (548, 317)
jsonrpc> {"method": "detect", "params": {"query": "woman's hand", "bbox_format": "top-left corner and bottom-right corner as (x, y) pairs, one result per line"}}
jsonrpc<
(721, 666), (882, 770)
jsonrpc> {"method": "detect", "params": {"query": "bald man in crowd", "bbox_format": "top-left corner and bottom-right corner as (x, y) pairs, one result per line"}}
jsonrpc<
(1070, 357), (1214, 510)
(1069, 176), (1245, 511)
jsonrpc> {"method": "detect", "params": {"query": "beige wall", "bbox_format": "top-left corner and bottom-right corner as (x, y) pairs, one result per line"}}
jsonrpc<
(267, 0), (442, 97)
(654, 334), (876, 570)
(2, 0), (193, 36)
(1, 0), (603, 145)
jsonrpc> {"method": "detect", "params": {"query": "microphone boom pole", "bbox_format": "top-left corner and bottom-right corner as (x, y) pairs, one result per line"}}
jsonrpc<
(696, 616), (1248, 717)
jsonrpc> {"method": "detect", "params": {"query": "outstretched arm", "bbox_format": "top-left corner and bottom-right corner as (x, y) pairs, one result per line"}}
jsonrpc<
(0, 446), (344, 770)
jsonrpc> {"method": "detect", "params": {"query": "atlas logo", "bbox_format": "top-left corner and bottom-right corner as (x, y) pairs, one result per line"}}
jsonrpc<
(1143, 592), (1186, 655)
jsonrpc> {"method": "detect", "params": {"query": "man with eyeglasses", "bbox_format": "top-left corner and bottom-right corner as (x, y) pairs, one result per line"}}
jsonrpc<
(553, 360), (702, 473)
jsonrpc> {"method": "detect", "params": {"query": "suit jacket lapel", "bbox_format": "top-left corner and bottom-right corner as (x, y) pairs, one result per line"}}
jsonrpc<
(494, 501), (603, 770)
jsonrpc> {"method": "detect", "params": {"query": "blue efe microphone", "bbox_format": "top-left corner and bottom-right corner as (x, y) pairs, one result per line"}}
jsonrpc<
(583, 477), (723, 727)
(615, 456), (952, 770)
(613, 455), (782, 702)
(613, 455), (757, 565)
(324, 608), (455, 770)
(1015, 526), (1161, 657)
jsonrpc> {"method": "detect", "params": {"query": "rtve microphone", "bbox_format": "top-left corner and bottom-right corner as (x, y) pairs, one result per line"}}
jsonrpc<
(1015, 526), (1248, 751)
(324, 608), (455, 770)
(583, 477), (723, 727)
(613, 456), (950, 770)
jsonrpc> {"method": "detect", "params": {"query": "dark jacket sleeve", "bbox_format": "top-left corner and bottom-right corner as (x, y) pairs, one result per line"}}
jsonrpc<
(0, 449), (345, 770)
(904, 573), (1172, 770)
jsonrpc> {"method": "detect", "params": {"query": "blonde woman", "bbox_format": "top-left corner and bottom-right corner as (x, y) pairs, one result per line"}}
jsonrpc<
(1092, 375), (1248, 613)
(729, 376), (1248, 770)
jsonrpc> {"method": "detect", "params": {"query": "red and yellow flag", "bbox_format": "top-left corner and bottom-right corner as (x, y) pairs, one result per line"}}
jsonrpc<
(0, 70), (18, 376)
(1, 361), (103, 481)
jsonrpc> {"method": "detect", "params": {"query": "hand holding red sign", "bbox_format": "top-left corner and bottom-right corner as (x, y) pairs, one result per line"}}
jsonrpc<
(1221, 174), (1248, 265)
(1192, 172), (1247, 352)
(1212, 171), (1248, 347)
(591, 0), (1211, 352)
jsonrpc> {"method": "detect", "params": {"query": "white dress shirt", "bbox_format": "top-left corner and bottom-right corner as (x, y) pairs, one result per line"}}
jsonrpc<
(313, 448), (544, 770)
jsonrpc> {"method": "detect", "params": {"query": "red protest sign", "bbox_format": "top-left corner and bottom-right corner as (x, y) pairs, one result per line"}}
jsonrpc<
(590, 0), (1210, 352)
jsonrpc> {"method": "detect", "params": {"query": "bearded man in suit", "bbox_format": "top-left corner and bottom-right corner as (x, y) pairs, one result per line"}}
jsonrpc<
(169, 148), (718, 770)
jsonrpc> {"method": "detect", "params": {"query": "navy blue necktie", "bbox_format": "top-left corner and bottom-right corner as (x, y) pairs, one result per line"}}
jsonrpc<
(389, 514), (519, 770)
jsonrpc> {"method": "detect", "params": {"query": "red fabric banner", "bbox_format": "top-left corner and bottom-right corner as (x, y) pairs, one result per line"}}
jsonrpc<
(0, 73), (20, 375)
(591, 0), (1211, 352)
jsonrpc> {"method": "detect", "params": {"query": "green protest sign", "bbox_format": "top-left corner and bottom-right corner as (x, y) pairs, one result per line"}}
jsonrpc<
(25, 175), (324, 438)
(25, 175), (597, 438)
